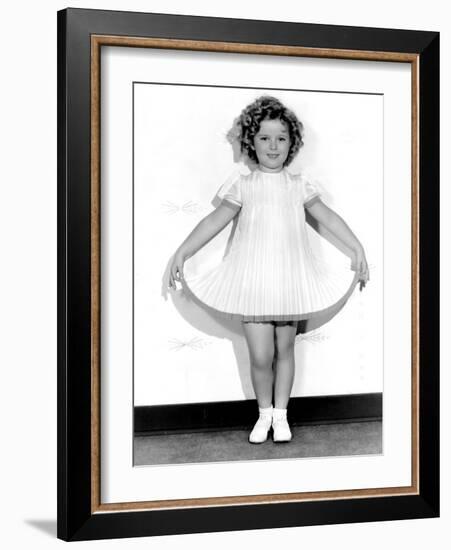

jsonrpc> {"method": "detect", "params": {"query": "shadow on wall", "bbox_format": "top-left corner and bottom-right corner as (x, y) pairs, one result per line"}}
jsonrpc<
(161, 243), (258, 399)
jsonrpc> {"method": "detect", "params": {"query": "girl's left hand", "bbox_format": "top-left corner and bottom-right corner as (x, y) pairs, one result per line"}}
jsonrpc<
(353, 248), (370, 291)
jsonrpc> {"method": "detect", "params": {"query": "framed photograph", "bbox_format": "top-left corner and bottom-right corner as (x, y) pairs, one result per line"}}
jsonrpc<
(57, 7), (439, 541)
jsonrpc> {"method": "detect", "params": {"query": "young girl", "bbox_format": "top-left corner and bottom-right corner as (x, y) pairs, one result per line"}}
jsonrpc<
(167, 95), (369, 444)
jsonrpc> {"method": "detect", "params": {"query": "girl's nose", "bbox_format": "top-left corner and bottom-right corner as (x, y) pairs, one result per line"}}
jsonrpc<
(270, 139), (277, 150)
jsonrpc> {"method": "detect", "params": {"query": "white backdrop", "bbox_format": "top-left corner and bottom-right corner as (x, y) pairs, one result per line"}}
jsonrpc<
(133, 79), (384, 405)
(0, 1), (448, 549)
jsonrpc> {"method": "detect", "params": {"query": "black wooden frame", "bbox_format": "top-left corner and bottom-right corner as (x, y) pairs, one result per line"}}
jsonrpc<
(57, 7), (439, 541)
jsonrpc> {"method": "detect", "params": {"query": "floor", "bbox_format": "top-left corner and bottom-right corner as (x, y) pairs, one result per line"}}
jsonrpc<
(134, 420), (382, 466)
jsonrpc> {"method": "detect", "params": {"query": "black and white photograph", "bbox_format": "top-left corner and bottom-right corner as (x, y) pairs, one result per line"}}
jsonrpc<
(133, 83), (380, 466)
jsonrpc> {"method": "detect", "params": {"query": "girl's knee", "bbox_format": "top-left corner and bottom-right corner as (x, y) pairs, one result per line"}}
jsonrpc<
(249, 348), (274, 370)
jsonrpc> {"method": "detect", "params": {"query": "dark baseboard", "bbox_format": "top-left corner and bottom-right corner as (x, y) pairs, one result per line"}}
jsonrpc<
(134, 393), (382, 435)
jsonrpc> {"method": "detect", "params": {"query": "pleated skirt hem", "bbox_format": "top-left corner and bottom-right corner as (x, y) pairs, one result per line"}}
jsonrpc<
(180, 271), (360, 335)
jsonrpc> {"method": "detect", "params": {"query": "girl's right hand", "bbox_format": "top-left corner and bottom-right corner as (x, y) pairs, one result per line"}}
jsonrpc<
(353, 247), (369, 291)
(168, 251), (186, 291)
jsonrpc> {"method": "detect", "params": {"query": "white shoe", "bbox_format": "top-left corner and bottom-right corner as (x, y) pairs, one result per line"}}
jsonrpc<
(272, 409), (292, 443)
(249, 407), (273, 444)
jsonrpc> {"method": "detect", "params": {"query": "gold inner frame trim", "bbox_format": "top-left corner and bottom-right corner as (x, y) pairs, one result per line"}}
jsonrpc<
(90, 34), (420, 514)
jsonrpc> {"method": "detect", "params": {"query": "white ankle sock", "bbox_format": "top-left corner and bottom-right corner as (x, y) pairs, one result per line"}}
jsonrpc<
(272, 407), (287, 420)
(258, 405), (273, 417)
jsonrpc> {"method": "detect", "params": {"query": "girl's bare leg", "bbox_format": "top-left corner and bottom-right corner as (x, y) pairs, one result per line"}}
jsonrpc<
(273, 322), (297, 408)
(242, 321), (275, 408)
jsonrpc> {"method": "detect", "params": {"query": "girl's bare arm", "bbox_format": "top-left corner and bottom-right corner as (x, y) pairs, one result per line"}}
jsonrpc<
(306, 199), (369, 286)
(168, 201), (240, 289)
(177, 201), (240, 259)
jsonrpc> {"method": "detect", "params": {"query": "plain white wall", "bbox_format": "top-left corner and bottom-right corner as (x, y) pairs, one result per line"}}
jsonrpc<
(0, 0), (448, 549)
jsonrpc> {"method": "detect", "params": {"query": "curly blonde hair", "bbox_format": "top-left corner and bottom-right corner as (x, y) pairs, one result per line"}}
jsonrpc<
(237, 95), (304, 166)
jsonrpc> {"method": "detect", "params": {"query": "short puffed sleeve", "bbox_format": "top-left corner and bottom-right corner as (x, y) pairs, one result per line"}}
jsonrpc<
(302, 175), (321, 208)
(214, 171), (243, 210)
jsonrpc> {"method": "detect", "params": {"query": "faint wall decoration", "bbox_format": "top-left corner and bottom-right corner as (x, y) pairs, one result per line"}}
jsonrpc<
(161, 200), (203, 215)
(296, 329), (329, 345)
(168, 336), (213, 352)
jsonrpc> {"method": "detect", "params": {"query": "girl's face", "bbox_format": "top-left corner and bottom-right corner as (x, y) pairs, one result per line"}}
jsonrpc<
(253, 118), (291, 173)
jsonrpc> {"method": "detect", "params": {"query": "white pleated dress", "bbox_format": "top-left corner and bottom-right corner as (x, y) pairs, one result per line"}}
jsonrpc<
(181, 166), (359, 335)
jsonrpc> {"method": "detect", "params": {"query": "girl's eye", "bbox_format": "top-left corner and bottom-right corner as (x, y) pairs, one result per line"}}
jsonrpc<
(257, 135), (288, 142)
